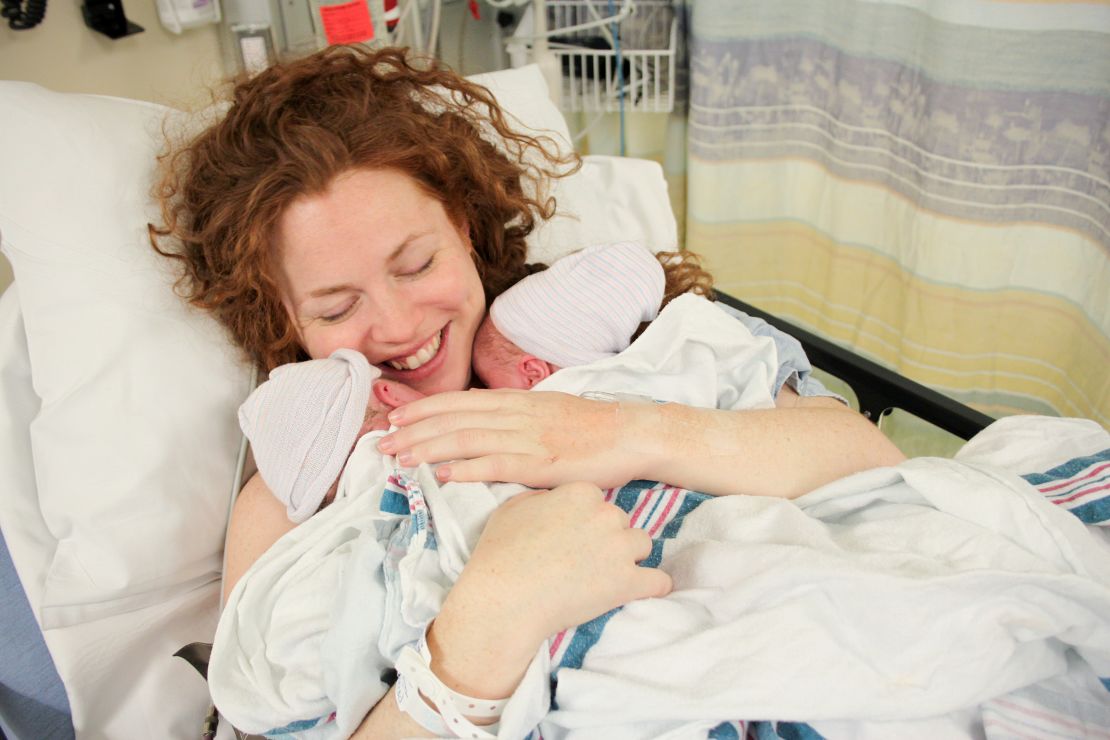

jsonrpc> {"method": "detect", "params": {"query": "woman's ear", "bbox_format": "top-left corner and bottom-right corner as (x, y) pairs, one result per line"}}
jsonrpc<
(518, 356), (553, 389)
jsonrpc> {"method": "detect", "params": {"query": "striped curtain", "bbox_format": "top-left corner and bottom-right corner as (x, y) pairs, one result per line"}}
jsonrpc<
(686, 0), (1110, 427)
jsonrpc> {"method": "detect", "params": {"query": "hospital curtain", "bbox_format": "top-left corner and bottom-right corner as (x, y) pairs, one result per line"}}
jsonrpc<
(685, 0), (1110, 428)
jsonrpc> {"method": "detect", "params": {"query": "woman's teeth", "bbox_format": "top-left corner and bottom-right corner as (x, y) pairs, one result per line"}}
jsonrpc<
(387, 331), (442, 371)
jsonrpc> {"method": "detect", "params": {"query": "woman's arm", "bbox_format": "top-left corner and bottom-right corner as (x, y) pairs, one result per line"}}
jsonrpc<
(630, 387), (905, 498)
(223, 473), (297, 598)
(378, 387), (905, 498)
(224, 475), (669, 739)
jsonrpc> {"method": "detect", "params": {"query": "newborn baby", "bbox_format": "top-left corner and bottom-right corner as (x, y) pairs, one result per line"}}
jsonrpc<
(238, 350), (425, 523)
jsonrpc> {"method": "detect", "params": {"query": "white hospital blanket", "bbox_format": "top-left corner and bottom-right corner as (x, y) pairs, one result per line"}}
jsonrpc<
(535, 292), (778, 410)
(210, 420), (1110, 736)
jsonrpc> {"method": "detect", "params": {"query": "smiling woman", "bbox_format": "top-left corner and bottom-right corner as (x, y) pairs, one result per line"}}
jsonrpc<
(151, 44), (905, 739)
(276, 169), (486, 396)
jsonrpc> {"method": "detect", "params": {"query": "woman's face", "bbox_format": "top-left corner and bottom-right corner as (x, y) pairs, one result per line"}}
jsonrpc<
(276, 168), (486, 396)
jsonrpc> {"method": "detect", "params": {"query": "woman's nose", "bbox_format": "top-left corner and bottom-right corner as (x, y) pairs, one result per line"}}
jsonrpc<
(366, 291), (423, 346)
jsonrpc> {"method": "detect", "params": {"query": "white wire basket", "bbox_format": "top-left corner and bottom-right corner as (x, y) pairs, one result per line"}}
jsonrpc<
(513, 0), (678, 114)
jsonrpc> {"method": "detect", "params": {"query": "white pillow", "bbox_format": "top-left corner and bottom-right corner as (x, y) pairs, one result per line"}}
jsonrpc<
(531, 154), (679, 264)
(0, 62), (674, 737)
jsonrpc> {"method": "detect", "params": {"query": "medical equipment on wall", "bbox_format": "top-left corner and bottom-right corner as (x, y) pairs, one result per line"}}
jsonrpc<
(505, 0), (676, 112)
(502, 0), (677, 153)
(156, 0), (221, 34)
(222, 0), (444, 75)
(1, 0), (45, 30)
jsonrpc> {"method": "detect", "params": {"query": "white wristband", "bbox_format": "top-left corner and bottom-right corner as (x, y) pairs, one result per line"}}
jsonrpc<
(394, 633), (508, 738)
(395, 670), (451, 737)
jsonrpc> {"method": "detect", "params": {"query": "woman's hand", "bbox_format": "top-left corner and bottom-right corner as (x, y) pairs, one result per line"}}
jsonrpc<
(378, 389), (645, 489)
(424, 481), (674, 698)
(349, 482), (673, 737)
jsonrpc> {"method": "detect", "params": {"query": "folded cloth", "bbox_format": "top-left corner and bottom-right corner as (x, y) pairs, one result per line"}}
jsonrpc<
(490, 241), (665, 368)
(238, 348), (379, 524)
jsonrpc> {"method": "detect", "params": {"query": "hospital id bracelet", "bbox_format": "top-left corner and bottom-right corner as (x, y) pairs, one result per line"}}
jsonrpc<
(394, 632), (509, 738)
(395, 669), (451, 737)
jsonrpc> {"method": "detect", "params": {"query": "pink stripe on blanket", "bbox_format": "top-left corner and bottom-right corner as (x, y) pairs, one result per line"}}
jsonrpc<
(992, 697), (1110, 736)
(648, 488), (681, 537)
(1052, 481), (1110, 506)
(1038, 462), (1110, 493)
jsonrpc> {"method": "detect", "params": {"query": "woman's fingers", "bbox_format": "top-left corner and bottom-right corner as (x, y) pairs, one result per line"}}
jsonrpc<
(380, 413), (530, 455)
(632, 565), (673, 600)
(435, 453), (541, 486)
(388, 388), (527, 425)
(380, 389), (637, 490)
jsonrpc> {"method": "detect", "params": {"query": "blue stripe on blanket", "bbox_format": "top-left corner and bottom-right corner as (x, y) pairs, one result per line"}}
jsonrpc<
(1021, 448), (1110, 525)
(557, 607), (622, 671)
(751, 720), (826, 740)
(662, 492), (712, 539)
(553, 486), (713, 675)
(380, 488), (408, 515)
(1071, 499), (1110, 526)
(1021, 449), (1110, 486)
(263, 714), (332, 736)
(1102, 677), (1110, 692)
(708, 721), (741, 739)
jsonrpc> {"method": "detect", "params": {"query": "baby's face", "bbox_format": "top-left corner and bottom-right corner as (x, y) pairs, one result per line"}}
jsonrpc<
(473, 353), (531, 390)
(472, 316), (531, 390)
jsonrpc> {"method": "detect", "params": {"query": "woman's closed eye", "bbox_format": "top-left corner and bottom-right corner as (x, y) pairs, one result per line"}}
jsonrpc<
(400, 255), (435, 278)
(319, 300), (358, 324)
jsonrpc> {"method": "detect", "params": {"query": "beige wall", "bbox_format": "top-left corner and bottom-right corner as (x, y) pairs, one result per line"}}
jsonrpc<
(0, 1), (225, 106)
(0, 0), (227, 294)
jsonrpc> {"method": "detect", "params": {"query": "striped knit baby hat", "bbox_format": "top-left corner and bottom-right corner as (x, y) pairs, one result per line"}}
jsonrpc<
(490, 241), (665, 367)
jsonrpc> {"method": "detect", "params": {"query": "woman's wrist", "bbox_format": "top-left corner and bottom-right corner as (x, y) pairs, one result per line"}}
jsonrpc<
(614, 400), (674, 484)
(425, 575), (544, 700)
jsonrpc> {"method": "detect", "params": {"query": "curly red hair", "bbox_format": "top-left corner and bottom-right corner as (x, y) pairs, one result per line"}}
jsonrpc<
(150, 45), (575, 370)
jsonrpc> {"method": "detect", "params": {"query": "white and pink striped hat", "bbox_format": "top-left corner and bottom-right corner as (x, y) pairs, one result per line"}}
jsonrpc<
(490, 242), (665, 368)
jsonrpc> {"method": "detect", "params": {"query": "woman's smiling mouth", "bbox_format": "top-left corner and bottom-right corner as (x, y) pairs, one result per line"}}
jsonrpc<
(385, 328), (444, 371)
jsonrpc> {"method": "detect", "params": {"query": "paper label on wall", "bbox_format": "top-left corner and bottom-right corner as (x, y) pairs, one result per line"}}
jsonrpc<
(320, 1), (374, 45)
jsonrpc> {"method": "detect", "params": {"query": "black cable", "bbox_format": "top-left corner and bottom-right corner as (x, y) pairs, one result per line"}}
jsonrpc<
(2, 0), (47, 30)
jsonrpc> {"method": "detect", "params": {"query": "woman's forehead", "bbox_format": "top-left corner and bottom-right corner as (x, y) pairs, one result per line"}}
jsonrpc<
(276, 170), (448, 285)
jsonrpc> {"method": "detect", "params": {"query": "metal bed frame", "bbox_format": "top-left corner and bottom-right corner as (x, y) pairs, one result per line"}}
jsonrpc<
(716, 292), (996, 441)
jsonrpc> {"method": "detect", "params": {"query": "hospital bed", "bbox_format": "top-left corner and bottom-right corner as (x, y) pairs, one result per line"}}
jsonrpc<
(0, 64), (1100, 740)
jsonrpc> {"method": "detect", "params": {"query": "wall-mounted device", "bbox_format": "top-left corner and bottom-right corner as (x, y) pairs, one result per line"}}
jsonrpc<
(221, 0), (440, 76)
(81, 0), (144, 39)
(1, 0), (47, 30)
(156, 0), (221, 34)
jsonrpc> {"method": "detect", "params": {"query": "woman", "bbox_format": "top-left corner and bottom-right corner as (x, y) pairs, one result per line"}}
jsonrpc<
(152, 46), (904, 737)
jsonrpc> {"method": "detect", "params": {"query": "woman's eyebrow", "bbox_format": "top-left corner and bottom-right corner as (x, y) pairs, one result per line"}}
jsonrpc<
(308, 284), (357, 298)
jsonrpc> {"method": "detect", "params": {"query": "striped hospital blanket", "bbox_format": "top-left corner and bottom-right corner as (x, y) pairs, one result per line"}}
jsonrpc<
(211, 415), (1110, 740)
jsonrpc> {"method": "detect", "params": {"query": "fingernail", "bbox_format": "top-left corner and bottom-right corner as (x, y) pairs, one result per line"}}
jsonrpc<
(388, 409), (404, 423)
(436, 466), (451, 482)
(397, 451), (414, 465)
(377, 437), (395, 454)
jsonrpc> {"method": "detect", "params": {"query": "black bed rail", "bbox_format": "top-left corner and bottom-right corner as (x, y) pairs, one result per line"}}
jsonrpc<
(715, 292), (995, 441)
